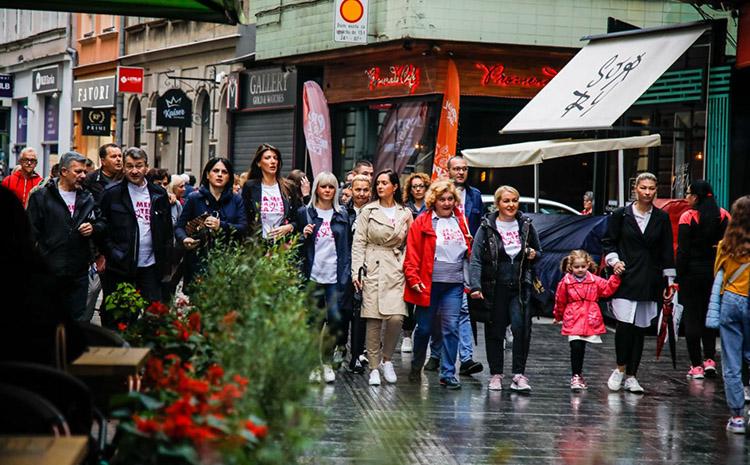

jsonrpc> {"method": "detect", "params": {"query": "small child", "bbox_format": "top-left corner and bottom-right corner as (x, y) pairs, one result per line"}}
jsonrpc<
(554, 250), (622, 391)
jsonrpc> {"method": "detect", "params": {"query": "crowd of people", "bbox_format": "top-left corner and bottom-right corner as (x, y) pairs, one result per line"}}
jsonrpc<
(5, 142), (750, 433)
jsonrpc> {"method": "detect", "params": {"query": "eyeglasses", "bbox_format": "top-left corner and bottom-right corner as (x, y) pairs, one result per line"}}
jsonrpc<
(450, 166), (469, 172)
(20, 158), (38, 165)
(411, 184), (426, 190)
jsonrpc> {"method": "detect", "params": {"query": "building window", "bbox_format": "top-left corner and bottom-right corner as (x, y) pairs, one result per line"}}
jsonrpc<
(82, 14), (94, 37)
(102, 15), (115, 32)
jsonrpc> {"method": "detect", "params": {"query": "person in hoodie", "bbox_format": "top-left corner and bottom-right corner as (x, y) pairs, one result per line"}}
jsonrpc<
(2, 147), (42, 207)
(27, 151), (104, 321)
(175, 158), (247, 291)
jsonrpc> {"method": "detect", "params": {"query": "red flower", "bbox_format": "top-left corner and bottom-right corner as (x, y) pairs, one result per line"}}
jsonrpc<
(222, 310), (239, 328)
(134, 415), (160, 434)
(117, 322), (128, 331)
(146, 301), (170, 316)
(232, 374), (249, 388)
(165, 395), (195, 417)
(172, 320), (190, 341)
(245, 420), (268, 439)
(187, 425), (218, 445)
(207, 364), (224, 385)
(162, 414), (193, 439)
(188, 312), (201, 332)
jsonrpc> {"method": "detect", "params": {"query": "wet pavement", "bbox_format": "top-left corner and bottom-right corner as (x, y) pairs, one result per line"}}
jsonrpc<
(305, 319), (750, 465)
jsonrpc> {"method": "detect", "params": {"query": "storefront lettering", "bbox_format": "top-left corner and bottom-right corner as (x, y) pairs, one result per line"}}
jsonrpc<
(249, 73), (289, 95)
(365, 64), (421, 94)
(562, 53), (644, 118)
(77, 84), (111, 103)
(163, 108), (186, 119)
(475, 63), (558, 88)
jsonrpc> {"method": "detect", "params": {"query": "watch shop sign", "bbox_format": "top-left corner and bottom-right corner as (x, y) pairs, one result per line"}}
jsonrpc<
(73, 76), (116, 110)
(242, 67), (297, 110)
(156, 89), (192, 127)
(32, 65), (61, 93)
(82, 108), (112, 136)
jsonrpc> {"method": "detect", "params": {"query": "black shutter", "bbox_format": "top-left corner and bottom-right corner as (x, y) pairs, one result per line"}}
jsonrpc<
(232, 110), (295, 174)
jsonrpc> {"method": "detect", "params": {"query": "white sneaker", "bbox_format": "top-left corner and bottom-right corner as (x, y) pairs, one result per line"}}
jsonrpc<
(607, 369), (624, 391)
(488, 374), (503, 391)
(322, 364), (336, 384)
(309, 368), (321, 383)
(369, 369), (381, 386)
(401, 336), (413, 353)
(332, 346), (346, 367)
(382, 361), (397, 383)
(744, 386), (750, 403)
(623, 376), (644, 394)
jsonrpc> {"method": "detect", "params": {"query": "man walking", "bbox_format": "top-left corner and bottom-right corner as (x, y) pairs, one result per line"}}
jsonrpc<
(99, 147), (173, 325)
(84, 143), (122, 205)
(27, 151), (102, 321)
(2, 147), (42, 207)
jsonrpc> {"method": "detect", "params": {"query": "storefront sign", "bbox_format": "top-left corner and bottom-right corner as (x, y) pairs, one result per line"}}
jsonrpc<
(82, 108), (112, 136)
(241, 68), (297, 110)
(117, 66), (144, 93)
(44, 96), (59, 141)
(475, 63), (558, 88)
(156, 89), (192, 127)
(0, 74), (12, 98)
(32, 65), (61, 93)
(334, 0), (368, 44)
(73, 76), (116, 109)
(16, 100), (27, 144)
(365, 64), (421, 94)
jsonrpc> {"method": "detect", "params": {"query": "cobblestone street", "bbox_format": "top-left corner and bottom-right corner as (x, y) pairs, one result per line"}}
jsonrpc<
(306, 320), (749, 465)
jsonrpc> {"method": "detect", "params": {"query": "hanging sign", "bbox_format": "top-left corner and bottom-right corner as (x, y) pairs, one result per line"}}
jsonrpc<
(82, 108), (112, 136)
(226, 72), (240, 110)
(73, 76), (116, 109)
(32, 65), (61, 93)
(156, 89), (192, 127)
(334, 0), (368, 44)
(117, 66), (144, 93)
(0, 74), (12, 98)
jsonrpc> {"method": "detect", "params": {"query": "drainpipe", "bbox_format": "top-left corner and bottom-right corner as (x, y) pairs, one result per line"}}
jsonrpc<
(66, 14), (76, 151)
(115, 16), (126, 146)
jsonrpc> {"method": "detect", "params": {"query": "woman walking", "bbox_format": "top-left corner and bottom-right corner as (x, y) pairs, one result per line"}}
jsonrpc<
(296, 172), (351, 384)
(469, 185), (541, 392)
(241, 144), (295, 240)
(602, 172), (675, 394)
(175, 158), (247, 291)
(352, 169), (412, 385)
(714, 196), (750, 433)
(404, 180), (471, 389)
(676, 180), (730, 379)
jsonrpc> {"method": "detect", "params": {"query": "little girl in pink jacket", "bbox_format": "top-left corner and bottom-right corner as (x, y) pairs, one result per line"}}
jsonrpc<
(554, 249), (621, 391)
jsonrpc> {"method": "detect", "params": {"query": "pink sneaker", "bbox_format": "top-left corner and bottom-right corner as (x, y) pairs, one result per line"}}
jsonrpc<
(703, 359), (717, 375)
(687, 366), (705, 379)
(570, 374), (587, 392)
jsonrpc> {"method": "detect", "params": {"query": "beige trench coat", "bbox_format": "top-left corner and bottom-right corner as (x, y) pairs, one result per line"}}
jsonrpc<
(352, 202), (411, 319)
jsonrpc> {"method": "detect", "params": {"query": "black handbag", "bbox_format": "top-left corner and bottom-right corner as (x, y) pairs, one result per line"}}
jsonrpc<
(468, 294), (490, 324)
(352, 265), (365, 316)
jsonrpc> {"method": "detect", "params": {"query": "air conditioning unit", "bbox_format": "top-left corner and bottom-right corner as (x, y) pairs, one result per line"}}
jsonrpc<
(145, 108), (166, 133)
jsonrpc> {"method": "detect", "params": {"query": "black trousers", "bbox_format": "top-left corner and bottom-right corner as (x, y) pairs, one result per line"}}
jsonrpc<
(570, 340), (586, 376)
(681, 273), (717, 367)
(348, 308), (367, 369)
(402, 303), (417, 333)
(615, 321), (645, 376)
(485, 289), (532, 375)
(101, 265), (162, 329)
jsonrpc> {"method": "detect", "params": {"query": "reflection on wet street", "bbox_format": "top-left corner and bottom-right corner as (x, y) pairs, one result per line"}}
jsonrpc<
(305, 320), (750, 464)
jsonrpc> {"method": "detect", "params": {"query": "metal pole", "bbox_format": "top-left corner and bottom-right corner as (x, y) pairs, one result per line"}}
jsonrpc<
(115, 16), (126, 146)
(178, 127), (185, 173)
(533, 163), (540, 213)
(618, 148), (625, 207)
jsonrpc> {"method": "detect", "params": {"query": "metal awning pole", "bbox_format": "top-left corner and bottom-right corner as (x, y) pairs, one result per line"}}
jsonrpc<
(534, 163), (540, 213)
(618, 148), (625, 207)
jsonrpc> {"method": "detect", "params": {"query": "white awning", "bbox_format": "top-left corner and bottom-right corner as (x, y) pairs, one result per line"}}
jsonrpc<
(501, 23), (708, 133)
(461, 134), (661, 168)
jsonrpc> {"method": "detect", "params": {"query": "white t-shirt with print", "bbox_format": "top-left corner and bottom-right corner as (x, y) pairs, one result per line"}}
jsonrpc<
(496, 218), (521, 259)
(381, 205), (397, 226)
(310, 208), (337, 284)
(435, 215), (467, 263)
(128, 182), (155, 267)
(260, 183), (285, 238)
(457, 186), (467, 216)
(59, 189), (77, 217)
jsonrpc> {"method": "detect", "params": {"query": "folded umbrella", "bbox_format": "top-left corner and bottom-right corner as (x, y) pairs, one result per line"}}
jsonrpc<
(656, 285), (678, 369)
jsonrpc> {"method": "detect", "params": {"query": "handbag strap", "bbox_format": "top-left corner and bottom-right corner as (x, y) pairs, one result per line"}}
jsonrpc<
(727, 262), (750, 285)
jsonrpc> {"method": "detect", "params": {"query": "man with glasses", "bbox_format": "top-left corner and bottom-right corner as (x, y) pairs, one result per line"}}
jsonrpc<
(99, 147), (173, 327)
(2, 147), (42, 207)
(26, 151), (103, 321)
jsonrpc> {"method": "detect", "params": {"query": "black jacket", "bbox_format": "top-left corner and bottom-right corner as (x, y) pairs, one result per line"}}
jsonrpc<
(602, 204), (674, 301)
(26, 180), (103, 276)
(83, 168), (118, 206)
(241, 179), (295, 237)
(675, 207), (730, 281)
(99, 179), (173, 277)
(295, 205), (352, 288)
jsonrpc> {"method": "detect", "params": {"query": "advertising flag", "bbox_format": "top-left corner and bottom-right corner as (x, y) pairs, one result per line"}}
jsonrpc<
(302, 81), (333, 176)
(432, 59), (460, 179)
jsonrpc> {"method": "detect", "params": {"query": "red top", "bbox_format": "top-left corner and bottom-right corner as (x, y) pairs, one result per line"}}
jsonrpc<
(553, 271), (621, 336)
(403, 208), (472, 308)
(1, 170), (42, 207)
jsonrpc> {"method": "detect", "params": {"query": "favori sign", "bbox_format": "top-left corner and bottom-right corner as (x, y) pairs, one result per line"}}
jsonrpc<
(117, 66), (144, 93)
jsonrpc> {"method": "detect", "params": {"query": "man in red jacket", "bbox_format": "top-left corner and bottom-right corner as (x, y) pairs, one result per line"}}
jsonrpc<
(2, 147), (42, 207)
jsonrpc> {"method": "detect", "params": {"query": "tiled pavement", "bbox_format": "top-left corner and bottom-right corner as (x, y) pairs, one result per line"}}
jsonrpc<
(304, 319), (750, 465)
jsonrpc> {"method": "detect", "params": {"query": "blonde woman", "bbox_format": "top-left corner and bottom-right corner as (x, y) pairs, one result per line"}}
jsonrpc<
(352, 169), (412, 385)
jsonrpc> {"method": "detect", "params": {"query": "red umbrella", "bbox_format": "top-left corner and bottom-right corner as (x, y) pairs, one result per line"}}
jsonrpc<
(656, 284), (678, 368)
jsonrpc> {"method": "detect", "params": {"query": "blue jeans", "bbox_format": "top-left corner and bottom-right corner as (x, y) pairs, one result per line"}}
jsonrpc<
(412, 282), (463, 379)
(61, 274), (90, 322)
(719, 291), (750, 416)
(429, 293), (474, 363)
(313, 282), (343, 359)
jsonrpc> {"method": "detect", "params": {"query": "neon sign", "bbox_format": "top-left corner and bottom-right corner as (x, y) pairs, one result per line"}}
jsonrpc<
(365, 64), (421, 94)
(476, 63), (558, 88)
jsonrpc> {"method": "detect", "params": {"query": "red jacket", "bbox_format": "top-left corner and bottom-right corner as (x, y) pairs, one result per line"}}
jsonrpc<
(1, 170), (42, 207)
(553, 271), (621, 336)
(403, 208), (472, 307)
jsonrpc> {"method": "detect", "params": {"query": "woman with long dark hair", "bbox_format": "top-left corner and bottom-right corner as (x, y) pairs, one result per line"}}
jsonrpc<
(241, 144), (295, 240)
(175, 158), (247, 290)
(352, 169), (412, 385)
(287, 169), (311, 210)
(677, 180), (731, 379)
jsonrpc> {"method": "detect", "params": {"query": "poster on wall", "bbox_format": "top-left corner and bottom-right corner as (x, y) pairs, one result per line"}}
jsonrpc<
(44, 96), (59, 142)
(82, 108), (112, 136)
(374, 102), (428, 174)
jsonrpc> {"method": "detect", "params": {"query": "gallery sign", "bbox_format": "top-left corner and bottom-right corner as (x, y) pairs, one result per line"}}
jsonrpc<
(0, 74), (12, 98)
(73, 76), (116, 109)
(156, 89), (192, 127)
(82, 108), (112, 136)
(32, 65), (61, 93)
(240, 68), (297, 110)
(117, 66), (144, 93)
